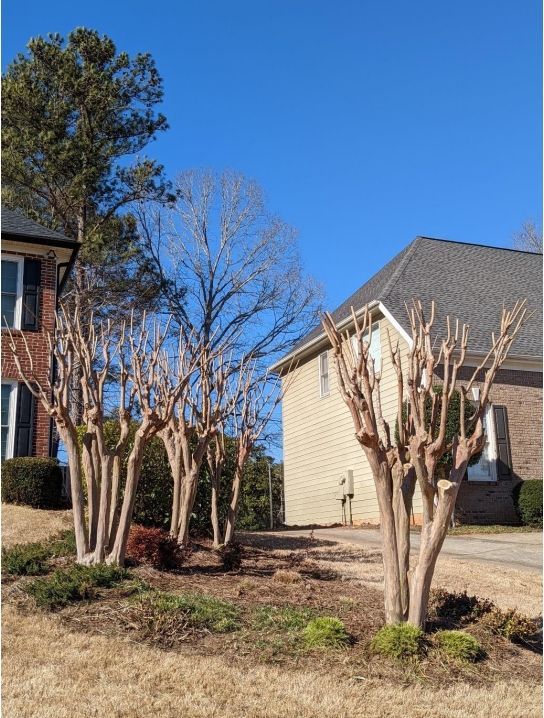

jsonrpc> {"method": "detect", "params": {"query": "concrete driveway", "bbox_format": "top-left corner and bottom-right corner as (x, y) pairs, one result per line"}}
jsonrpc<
(275, 527), (542, 573)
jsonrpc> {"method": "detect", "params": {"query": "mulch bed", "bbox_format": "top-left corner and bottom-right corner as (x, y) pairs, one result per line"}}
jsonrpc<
(4, 533), (542, 687)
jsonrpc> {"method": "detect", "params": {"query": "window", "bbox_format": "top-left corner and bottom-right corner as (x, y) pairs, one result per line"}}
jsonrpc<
(319, 351), (329, 396)
(466, 404), (498, 482)
(1, 257), (23, 329)
(1, 382), (17, 462)
(350, 322), (381, 372)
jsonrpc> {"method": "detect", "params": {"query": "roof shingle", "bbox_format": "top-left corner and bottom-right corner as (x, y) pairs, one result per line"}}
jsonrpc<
(1, 206), (75, 244)
(294, 237), (543, 359)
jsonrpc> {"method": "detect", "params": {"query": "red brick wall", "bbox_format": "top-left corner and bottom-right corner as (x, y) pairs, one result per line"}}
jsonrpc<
(453, 367), (542, 524)
(1, 252), (57, 457)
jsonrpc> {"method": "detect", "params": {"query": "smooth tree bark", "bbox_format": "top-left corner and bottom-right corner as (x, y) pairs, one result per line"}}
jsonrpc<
(7, 308), (193, 565)
(222, 363), (286, 546)
(322, 299), (530, 627)
(158, 347), (230, 546)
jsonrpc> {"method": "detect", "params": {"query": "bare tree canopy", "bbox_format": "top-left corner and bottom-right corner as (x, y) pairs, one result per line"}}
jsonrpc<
(139, 169), (322, 365)
(136, 169), (322, 544)
(513, 221), (543, 253)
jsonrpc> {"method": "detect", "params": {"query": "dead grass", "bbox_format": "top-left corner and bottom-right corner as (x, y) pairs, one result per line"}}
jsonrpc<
(272, 569), (302, 583)
(2, 507), (542, 718)
(3, 604), (542, 718)
(1, 504), (72, 548)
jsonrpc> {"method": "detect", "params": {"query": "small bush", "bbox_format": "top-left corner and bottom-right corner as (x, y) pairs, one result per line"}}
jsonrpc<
(429, 589), (493, 623)
(45, 530), (77, 558)
(272, 569), (302, 584)
(371, 623), (424, 659)
(126, 525), (186, 570)
(303, 617), (349, 648)
(513, 480), (542, 528)
(435, 630), (483, 662)
(25, 564), (128, 610)
(2, 530), (77, 576)
(1, 457), (63, 508)
(253, 605), (314, 631)
(217, 541), (243, 572)
(480, 607), (538, 642)
(2, 542), (50, 575)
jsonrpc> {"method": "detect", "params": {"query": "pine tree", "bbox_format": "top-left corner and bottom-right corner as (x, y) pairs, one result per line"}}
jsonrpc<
(2, 27), (173, 314)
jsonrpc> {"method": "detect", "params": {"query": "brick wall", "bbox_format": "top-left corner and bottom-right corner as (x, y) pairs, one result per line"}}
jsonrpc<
(453, 367), (542, 524)
(1, 252), (57, 457)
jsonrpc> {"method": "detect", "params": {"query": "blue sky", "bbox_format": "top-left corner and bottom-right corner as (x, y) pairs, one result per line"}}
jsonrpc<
(3, 0), (542, 311)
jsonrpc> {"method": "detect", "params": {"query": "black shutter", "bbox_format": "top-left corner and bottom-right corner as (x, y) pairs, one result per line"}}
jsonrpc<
(493, 405), (512, 478)
(22, 258), (41, 331)
(14, 383), (35, 457)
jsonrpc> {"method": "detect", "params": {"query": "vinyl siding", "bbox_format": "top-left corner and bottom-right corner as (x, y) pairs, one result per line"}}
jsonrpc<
(281, 314), (422, 525)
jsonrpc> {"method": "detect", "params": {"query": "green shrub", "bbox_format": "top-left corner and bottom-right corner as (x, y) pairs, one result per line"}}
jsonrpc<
(435, 630), (483, 661)
(2, 541), (50, 575)
(253, 605), (315, 631)
(302, 617), (349, 648)
(480, 607), (538, 642)
(136, 590), (240, 632)
(371, 623), (424, 659)
(45, 530), (77, 558)
(25, 564), (128, 609)
(513, 480), (542, 528)
(2, 530), (77, 577)
(1, 457), (64, 508)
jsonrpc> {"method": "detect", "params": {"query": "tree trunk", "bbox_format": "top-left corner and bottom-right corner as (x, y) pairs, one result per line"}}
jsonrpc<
(107, 431), (147, 565)
(177, 467), (199, 546)
(367, 451), (404, 625)
(210, 474), (223, 547)
(392, 463), (416, 620)
(408, 450), (469, 627)
(94, 454), (113, 562)
(62, 429), (89, 562)
(224, 446), (249, 546)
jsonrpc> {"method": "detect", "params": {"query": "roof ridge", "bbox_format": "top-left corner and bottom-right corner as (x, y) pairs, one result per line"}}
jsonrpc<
(379, 236), (422, 302)
(416, 235), (543, 256)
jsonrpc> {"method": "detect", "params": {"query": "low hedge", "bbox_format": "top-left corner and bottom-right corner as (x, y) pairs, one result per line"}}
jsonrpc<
(513, 480), (542, 528)
(1, 457), (64, 508)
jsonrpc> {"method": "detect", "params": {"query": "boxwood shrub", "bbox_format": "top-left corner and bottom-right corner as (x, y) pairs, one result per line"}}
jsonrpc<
(513, 480), (542, 528)
(1, 457), (64, 508)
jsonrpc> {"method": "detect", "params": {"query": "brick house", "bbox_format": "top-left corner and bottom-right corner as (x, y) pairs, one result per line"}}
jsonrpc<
(274, 237), (542, 526)
(1, 207), (80, 461)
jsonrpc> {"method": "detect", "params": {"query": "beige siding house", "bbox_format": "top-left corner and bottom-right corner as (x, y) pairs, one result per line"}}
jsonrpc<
(274, 237), (542, 526)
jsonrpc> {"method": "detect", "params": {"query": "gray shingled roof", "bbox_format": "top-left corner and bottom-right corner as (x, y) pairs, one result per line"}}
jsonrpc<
(295, 237), (543, 358)
(1, 206), (76, 244)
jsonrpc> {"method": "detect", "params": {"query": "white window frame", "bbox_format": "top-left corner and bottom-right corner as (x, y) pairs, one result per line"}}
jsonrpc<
(318, 350), (330, 397)
(466, 403), (498, 482)
(1, 255), (24, 330)
(1, 380), (18, 461)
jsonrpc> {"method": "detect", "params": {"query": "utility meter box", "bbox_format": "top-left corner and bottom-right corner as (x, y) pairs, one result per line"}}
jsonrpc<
(335, 475), (346, 501)
(346, 470), (354, 497)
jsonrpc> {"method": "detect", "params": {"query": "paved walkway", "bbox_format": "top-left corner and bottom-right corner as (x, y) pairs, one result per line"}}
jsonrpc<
(275, 527), (542, 572)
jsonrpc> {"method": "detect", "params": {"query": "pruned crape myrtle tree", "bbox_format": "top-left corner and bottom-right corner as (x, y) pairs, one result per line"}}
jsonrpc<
(321, 299), (530, 627)
(157, 346), (233, 545)
(7, 306), (197, 565)
(215, 363), (285, 547)
(138, 170), (321, 543)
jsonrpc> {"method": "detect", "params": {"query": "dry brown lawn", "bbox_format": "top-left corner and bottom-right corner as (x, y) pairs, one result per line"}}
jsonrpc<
(2, 506), (542, 718)
(1, 503), (72, 548)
